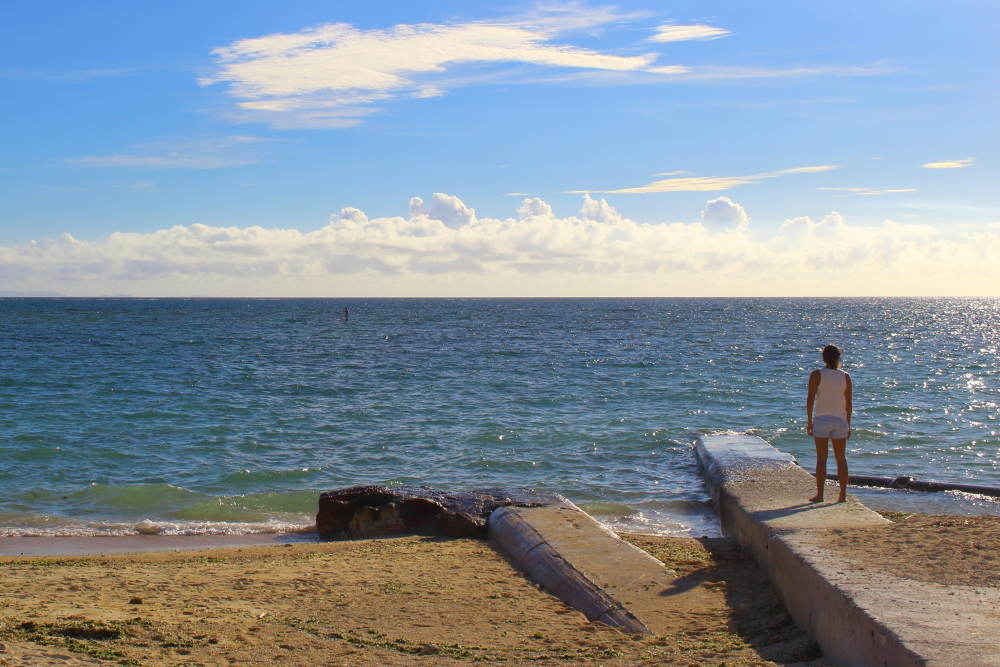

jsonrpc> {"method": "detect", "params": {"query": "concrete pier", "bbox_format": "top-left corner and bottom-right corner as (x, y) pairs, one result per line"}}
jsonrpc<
(697, 434), (1000, 667)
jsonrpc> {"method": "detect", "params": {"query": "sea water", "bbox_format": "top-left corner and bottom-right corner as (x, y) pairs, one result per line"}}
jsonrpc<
(2, 298), (999, 539)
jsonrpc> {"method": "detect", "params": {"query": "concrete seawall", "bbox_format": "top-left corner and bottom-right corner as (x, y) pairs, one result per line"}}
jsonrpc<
(696, 434), (1000, 667)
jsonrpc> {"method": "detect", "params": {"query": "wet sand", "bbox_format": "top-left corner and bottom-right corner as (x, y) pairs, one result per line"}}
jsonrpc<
(0, 533), (824, 667)
(0, 533), (311, 558)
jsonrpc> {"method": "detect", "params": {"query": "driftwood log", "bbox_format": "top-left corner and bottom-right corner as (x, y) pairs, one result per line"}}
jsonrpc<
(316, 485), (560, 540)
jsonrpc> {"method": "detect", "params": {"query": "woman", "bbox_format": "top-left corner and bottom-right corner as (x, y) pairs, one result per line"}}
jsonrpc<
(806, 345), (852, 503)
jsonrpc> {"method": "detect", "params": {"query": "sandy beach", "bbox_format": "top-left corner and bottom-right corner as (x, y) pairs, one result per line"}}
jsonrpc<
(5, 510), (996, 667)
(824, 511), (1000, 588)
(0, 532), (822, 667)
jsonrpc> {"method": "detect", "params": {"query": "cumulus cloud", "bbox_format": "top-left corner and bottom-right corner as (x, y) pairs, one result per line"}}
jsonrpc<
(649, 24), (730, 43)
(701, 197), (748, 231)
(5, 194), (1000, 297)
(571, 164), (837, 194)
(409, 193), (477, 229)
(201, 7), (669, 128)
(518, 197), (554, 219)
(922, 158), (975, 169)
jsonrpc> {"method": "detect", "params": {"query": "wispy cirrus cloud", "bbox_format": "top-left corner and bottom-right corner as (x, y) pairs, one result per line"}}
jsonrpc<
(200, 5), (739, 129)
(65, 136), (272, 169)
(0, 68), (138, 81)
(519, 62), (892, 88)
(201, 6), (666, 129)
(922, 158), (975, 169)
(649, 23), (730, 43)
(820, 187), (917, 196)
(199, 3), (896, 129)
(69, 155), (259, 169)
(569, 165), (837, 194)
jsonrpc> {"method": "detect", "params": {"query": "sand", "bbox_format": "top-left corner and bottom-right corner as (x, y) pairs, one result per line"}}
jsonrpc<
(0, 533), (826, 667)
(822, 511), (1000, 588)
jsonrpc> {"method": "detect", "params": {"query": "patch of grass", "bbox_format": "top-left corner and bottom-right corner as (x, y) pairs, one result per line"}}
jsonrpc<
(380, 580), (409, 594)
(270, 614), (626, 662)
(619, 535), (716, 574)
(674, 629), (750, 655)
(0, 619), (144, 666)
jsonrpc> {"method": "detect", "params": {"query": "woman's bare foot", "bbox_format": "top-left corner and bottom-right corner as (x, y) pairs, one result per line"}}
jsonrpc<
(836, 494), (847, 503)
(809, 495), (824, 503)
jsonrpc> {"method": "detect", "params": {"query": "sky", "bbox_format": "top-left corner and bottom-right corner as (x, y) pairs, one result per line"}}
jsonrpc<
(1, 0), (998, 296)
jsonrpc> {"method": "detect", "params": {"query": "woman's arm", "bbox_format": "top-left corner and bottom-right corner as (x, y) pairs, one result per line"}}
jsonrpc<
(806, 370), (821, 435)
(845, 373), (853, 433)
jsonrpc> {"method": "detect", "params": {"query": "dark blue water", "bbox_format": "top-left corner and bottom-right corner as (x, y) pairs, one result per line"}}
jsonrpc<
(2, 298), (999, 537)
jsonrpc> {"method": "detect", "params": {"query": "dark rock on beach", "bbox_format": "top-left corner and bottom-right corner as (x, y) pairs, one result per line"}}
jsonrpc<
(316, 485), (561, 540)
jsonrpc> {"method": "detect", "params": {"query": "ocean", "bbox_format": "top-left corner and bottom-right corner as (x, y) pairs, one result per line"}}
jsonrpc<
(2, 297), (999, 539)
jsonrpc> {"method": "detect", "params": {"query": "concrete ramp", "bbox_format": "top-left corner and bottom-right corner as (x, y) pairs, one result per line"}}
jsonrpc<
(489, 498), (677, 635)
(697, 434), (1000, 667)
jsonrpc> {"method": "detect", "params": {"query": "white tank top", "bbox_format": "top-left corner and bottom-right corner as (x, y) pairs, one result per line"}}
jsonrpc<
(815, 367), (848, 419)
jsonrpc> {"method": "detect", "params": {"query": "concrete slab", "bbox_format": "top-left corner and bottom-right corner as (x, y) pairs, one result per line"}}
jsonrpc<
(697, 434), (1000, 667)
(488, 497), (677, 635)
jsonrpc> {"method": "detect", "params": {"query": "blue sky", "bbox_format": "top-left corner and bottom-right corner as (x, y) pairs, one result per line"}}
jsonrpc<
(1, 0), (998, 296)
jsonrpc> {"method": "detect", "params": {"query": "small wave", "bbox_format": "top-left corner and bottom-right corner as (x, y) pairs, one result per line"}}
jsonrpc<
(0, 518), (315, 538)
(9, 484), (320, 523)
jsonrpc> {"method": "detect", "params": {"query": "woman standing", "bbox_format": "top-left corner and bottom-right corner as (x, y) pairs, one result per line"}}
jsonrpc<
(806, 345), (852, 503)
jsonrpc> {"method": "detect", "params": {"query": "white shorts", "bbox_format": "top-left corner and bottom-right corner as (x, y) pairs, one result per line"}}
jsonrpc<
(813, 415), (850, 439)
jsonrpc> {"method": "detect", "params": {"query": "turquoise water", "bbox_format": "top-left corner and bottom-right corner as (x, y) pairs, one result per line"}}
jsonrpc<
(2, 298), (999, 538)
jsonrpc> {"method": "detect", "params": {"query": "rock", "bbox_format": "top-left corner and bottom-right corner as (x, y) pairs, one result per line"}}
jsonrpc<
(128, 596), (143, 605)
(316, 485), (561, 540)
(418, 644), (440, 655)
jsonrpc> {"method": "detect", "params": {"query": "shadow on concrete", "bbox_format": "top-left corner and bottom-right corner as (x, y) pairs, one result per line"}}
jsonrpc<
(750, 503), (827, 522)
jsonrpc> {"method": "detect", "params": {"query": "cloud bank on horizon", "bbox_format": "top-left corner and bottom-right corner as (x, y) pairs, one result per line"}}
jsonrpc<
(4, 194), (997, 297)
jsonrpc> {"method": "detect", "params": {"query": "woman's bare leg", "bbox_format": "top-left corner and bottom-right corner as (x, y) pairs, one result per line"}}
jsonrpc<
(810, 437), (829, 502)
(832, 438), (849, 502)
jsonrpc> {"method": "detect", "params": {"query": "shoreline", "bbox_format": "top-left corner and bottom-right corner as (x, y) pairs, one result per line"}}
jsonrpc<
(0, 532), (319, 557)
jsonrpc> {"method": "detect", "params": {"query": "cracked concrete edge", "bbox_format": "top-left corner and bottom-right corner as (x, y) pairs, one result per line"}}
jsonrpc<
(695, 434), (943, 667)
(487, 500), (652, 635)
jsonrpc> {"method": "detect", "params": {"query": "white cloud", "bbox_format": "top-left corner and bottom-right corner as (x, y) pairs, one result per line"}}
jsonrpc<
(202, 8), (661, 128)
(518, 197), (554, 219)
(5, 194), (1000, 297)
(649, 24), (730, 43)
(570, 164), (837, 194)
(198, 6), (892, 128)
(922, 158), (975, 169)
(409, 193), (477, 229)
(702, 197), (748, 231)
